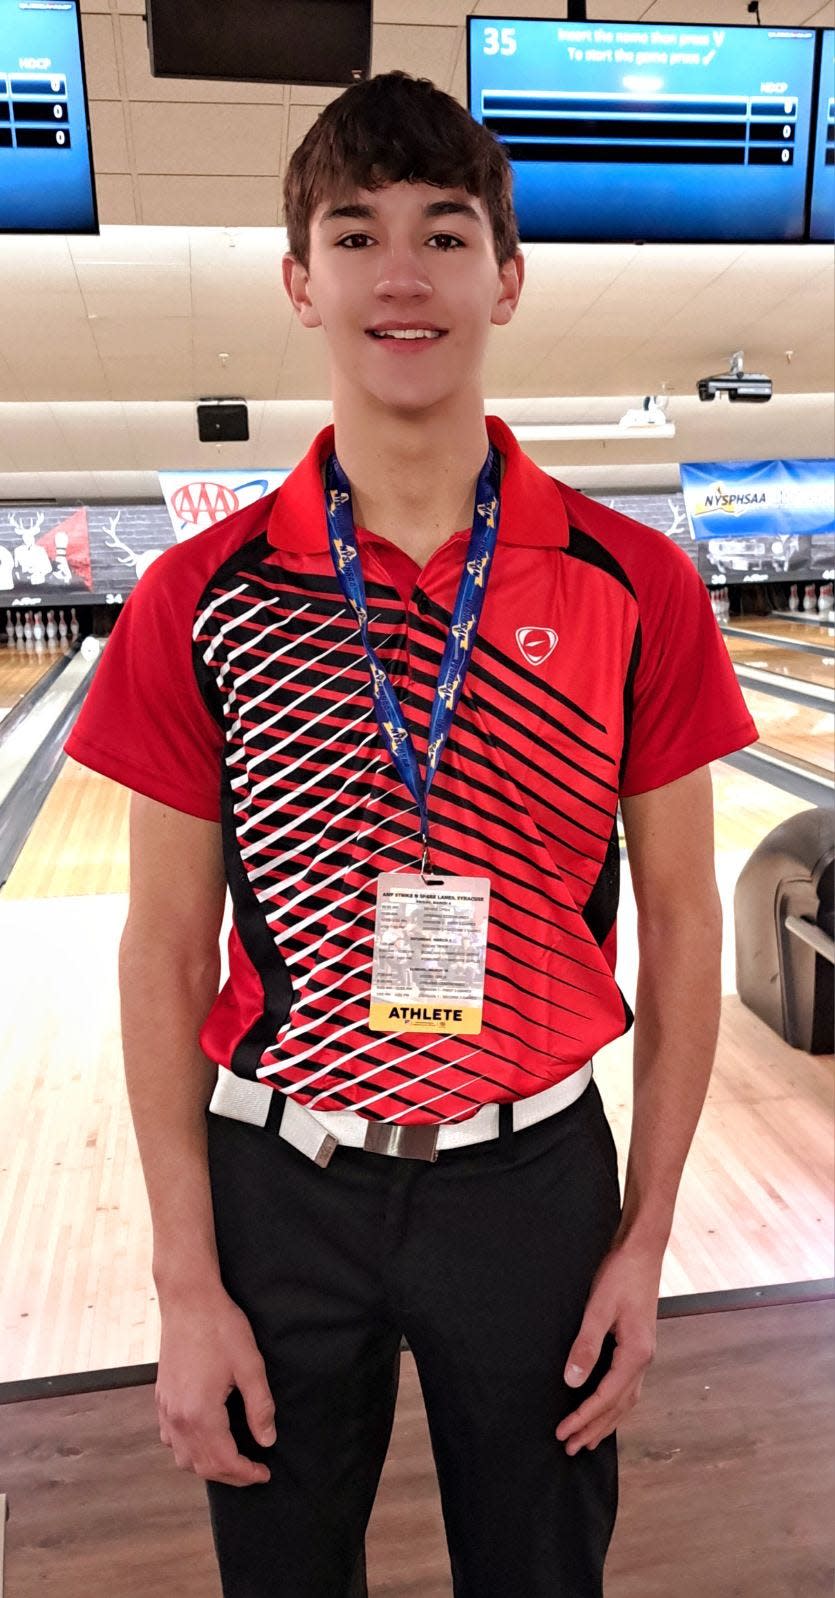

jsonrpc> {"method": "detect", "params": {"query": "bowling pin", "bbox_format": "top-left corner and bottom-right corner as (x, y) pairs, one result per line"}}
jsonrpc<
(788, 583), (799, 611)
(70, 607), (79, 640)
(14, 612), (24, 646)
(803, 584), (816, 613)
(58, 608), (68, 641)
(46, 609), (57, 646)
(817, 584), (830, 614)
(5, 610), (13, 647)
(32, 610), (44, 645)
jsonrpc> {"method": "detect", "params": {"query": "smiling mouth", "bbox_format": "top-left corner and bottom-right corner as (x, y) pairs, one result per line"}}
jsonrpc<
(367, 329), (447, 341)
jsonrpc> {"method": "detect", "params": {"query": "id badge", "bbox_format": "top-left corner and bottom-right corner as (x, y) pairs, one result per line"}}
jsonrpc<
(369, 873), (490, 1035)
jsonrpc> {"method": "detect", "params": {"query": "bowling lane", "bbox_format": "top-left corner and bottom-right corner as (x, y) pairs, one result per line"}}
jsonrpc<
(710, 758), (817, 850)
(729, 615), (835, 648)
(0, 642), (66, 724)
(723, 632), (835, 691)
(2, 757), (129, 899)
(739, 687), (834, 778)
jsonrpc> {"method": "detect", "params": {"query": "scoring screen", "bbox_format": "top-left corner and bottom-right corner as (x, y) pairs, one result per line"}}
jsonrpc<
(468, 19), (819, 243)
(0, 0), (97, 233)
(809, 29), (834, 242)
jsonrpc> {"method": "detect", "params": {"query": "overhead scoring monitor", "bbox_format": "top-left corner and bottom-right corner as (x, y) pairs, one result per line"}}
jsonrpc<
(0, 0), (97, 233)
(809, 29), (834, 242)
(467, 18), (822, 243)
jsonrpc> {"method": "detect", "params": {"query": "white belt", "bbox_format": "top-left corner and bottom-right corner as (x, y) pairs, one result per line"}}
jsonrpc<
(208, 1060), (593, 1167)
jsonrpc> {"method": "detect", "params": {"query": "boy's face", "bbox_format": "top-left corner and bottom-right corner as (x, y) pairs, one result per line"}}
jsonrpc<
(283, 181), (523, 415)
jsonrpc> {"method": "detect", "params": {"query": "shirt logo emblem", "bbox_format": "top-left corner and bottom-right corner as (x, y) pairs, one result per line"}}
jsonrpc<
(516, 626), (558, 667)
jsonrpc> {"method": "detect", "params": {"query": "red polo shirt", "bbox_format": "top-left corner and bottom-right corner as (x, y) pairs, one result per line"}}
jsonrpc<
(65, 416), (757, 1125)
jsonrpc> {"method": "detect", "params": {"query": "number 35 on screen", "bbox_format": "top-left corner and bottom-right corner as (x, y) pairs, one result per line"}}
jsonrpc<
(483, 26), (517, 56)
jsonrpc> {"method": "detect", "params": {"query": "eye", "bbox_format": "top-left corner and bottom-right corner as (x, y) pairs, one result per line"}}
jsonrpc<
(336, 233), (374, 248)
(428, 234), (464, 250)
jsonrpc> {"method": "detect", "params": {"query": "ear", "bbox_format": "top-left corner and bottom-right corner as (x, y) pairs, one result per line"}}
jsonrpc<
(282, 253), (323, 330)
(490, 249), (525, 328)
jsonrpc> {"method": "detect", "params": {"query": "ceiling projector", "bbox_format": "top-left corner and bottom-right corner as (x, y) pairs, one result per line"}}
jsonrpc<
(697, 350), (772, 404)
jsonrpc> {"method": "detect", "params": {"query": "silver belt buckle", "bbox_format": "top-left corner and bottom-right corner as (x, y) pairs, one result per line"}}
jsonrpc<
(362, 1121), (439, 1162)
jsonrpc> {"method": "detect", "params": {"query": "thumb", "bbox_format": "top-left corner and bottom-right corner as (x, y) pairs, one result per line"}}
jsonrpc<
(238, 1362), (276, 1446)
(564, 1318), (606, 1388)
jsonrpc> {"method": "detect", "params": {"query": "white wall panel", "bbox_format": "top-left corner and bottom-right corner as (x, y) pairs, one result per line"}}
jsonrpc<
(98, 355), (192, 401)
(137, 176), (281, 227)
(88, 101), (131, 174)
(129, 103), (285, 177)
(79, 12), (121, 100)
(78, 264), (192, 321)
(371, 23), (459, 82)
(94, 174), (139, 225)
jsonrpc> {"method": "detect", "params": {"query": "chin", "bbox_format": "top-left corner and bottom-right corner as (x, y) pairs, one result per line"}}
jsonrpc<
(364, 373), (471, 417)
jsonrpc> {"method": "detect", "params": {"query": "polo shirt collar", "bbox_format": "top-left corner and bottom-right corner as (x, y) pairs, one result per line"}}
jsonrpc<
(266, 414), (569, 553)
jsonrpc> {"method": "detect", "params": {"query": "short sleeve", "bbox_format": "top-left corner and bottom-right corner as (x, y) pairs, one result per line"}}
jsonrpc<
(619, 543), (758, 798)
(64, 544), (223, 820)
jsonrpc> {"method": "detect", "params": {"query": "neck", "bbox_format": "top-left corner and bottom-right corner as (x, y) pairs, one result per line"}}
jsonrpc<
(331, 386), (491, 566)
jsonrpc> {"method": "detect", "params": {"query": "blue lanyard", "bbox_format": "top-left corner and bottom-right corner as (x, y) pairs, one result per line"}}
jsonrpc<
(324, 445), (502, 873)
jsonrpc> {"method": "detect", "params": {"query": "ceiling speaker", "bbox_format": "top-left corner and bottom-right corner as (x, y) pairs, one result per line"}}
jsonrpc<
(196, 402), (250, 443)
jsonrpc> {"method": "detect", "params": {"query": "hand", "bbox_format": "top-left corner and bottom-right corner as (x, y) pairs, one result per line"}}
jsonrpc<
(556, 1241), (661, 1455)
(156, 1283), (277, 1487)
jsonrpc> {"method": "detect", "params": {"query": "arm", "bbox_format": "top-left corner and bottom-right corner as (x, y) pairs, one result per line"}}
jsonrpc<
(614, 762), (723, 1254)
(122, 794), (276, 1486)
(556, 765), (723, 1453)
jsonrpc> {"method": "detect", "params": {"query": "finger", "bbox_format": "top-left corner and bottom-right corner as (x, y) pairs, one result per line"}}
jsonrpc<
(556, 1367), (633, 1438)
(237, 1362), (277, 1448)
(562, 1386), (643, 1454)
(173, 1434), (272, 1487)
(168, 1410), (272, 1487)
(197, 1431), (273, 1489)
(563, 1317), (610, 1387)
(566, 1319), (654, 1390)
(196, 1448), (271, 1487)
(564, 1403), (630, 1454)
(560, 1402), (622, 1453)
(206, 1469), (270, 1488)
(558, 1334), (653, 1434)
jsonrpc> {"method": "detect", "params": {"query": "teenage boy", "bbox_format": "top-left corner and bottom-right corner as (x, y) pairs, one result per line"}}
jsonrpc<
(66, 71), (757, 1598)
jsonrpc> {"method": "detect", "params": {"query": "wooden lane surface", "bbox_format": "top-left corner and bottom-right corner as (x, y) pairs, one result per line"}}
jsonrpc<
(710, 758), (814, 847)
(731, 614), (835, 647)
(2, 758), (129, 899)
(5, 1300), (834, 1597)
(0, 647), (60, 712)
(0, 756), (831, 1380)
(723, 631), (835, 690)
(739, 686), (834, 776)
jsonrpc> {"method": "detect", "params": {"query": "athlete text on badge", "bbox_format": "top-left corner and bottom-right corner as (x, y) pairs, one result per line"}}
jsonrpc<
(387, 1005), (464, 1023)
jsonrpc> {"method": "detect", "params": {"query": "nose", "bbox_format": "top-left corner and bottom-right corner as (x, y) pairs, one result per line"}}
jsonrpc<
(373, 244), (432, 302)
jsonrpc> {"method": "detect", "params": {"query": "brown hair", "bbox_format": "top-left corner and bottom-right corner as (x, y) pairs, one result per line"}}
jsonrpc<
(283, 70), (519, 269)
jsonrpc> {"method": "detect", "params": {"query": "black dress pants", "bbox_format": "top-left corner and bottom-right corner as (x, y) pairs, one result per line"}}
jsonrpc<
(204, 1076), (622, 1597)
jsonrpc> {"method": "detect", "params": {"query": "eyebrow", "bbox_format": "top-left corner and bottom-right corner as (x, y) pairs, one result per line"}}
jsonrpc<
(320, 199), (483, 227)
